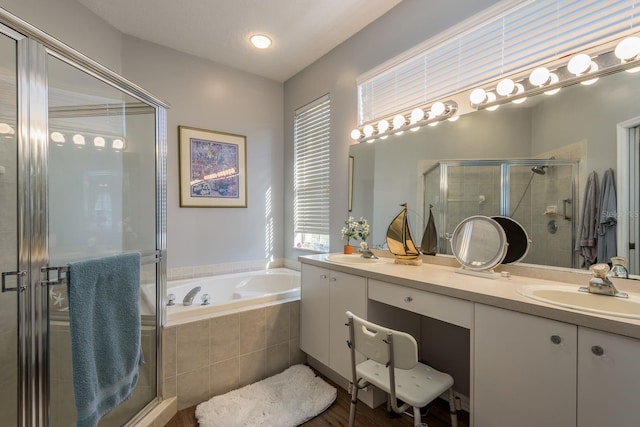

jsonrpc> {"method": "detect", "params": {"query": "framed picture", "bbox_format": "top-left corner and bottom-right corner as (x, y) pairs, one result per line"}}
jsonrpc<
(179, 126), (247, 207)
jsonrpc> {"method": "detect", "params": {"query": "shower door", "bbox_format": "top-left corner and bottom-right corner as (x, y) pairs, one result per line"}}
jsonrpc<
(46, 55), (160, 426)
(0, 10), (167, 426)
(0, 29), (22, 427)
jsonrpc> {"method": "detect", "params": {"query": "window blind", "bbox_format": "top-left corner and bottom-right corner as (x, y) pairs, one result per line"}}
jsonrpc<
(294, 95), (331, 236)
(358, 0), (640, 125)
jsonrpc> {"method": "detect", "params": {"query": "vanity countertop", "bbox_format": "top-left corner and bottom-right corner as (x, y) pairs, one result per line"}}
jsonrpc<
(299, 254), (640, 339)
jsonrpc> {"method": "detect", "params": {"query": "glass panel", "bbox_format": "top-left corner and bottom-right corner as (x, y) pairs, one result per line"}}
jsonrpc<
(47, 55), (157, 426)
(0, 32), (18, 427)
(510, 164), (575, 268)
(442, 165), (502, 255)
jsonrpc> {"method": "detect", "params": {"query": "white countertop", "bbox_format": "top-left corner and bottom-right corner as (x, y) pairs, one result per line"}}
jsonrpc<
(299, 254), (640, 339)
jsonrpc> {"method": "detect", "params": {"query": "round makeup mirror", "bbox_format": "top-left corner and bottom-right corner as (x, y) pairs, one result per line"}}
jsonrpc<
(450, 215), (508, 278)
(491, 216), (531, 264)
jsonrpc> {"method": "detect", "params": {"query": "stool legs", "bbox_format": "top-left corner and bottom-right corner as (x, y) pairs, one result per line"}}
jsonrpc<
(448, 388), (458, 427)
(348, 382), (359, 427)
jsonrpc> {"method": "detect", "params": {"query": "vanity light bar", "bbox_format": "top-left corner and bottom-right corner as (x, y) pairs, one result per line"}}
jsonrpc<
(351, 101), (458, 143)
(470, 35), (640, 111)
(49, 130), (127, 151)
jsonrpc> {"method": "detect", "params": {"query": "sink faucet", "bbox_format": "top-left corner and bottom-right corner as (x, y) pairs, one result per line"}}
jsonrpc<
(183, 286), (202, 306)
(358, 242), (378, 259)
(579, 264), (628, 298)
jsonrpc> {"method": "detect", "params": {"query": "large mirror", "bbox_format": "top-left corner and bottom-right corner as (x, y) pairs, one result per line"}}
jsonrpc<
(349, 67), (640, 275)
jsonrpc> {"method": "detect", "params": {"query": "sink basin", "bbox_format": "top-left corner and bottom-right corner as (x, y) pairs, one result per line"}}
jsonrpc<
(325, 253), (385, 265)
(518, 284), (640, 319)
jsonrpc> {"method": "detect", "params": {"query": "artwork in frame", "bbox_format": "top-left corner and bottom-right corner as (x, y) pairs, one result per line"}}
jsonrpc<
(179, 126), (247, 207)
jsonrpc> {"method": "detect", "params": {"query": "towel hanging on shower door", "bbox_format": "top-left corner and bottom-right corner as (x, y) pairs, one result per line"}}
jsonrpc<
(575, 171), (599, 268)
(597, 168), (617, 264)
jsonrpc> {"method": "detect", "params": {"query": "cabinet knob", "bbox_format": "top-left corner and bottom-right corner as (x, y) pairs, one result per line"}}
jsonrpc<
(330, 277), (337, 282)
(550, 335), (562, 344)
(404, 296), (413, 303)
(320, 274), (327, 279)
(591, 345), (605, 356)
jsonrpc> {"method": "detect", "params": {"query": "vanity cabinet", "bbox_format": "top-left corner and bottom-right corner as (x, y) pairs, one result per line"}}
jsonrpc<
(475, 304), (640, 427)
(577, 327), (640, 427)
(474, 304), (577, 427)
(299, 263), (366, 380)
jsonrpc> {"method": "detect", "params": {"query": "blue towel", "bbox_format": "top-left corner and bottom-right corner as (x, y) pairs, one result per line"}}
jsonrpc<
(67, 252), (143, 427)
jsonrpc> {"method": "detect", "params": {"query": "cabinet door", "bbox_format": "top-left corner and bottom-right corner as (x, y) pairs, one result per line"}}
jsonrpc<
(474, 304), (577, 427)
(329, 270), (366, 380)
(300, 264), (330, 365)
(578, 327), (640, 427)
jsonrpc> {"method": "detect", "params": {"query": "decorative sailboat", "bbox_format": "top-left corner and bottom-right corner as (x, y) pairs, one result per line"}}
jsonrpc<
(386, 203), (422, 264)
(420, 204), (438, 256)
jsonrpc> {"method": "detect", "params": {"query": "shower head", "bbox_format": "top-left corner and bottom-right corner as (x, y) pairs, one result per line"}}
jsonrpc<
(531, 165), (547, 175)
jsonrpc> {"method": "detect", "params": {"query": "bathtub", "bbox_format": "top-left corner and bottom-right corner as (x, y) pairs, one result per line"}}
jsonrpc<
(165, 268), (300, 325)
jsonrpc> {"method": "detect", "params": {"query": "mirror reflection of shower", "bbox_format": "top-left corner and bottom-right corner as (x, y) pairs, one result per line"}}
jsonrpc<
(423, 158), (578, 268)
(511, 165), (548, 218)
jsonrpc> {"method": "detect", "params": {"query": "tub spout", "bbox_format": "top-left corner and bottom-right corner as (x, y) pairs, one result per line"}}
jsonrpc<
(183, 286), (201, 306)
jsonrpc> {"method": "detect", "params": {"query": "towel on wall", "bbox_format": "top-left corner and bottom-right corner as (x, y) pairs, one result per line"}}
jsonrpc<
(575, 171), (599, 268)
(597, 168), (617, 264)
(67, 252), (143, 427)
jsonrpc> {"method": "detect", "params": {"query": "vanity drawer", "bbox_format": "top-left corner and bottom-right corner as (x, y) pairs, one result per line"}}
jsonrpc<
(368, 279), (472, 329)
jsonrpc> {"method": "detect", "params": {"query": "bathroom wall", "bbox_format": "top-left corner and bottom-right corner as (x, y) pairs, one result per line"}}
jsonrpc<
(1, 0), (123, 73)
(283, 0), (502, 260)
(121, 36), (285, 269)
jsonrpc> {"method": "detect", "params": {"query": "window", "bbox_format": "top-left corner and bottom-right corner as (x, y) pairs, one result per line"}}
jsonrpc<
(358, 0), (640, 125)
(294, 95), (330, 252)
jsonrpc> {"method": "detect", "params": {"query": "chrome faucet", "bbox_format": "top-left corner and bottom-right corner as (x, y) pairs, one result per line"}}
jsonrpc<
(358, 242), (378, 259)
(579, 263), (628, 298)
(183, 286), (202, 306)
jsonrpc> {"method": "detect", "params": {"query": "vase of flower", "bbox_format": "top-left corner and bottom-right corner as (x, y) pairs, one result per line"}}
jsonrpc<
(341, 216), (370, 255)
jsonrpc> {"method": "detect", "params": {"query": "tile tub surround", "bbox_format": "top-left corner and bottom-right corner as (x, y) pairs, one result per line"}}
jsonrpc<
(163, 300), (305, 410)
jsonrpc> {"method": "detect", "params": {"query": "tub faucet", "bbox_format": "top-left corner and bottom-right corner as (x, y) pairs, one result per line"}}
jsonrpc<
(183, 286), (202, 306)
(579, 264), (628, 298)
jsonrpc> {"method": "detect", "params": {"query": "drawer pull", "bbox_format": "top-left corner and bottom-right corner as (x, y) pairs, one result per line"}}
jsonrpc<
(550, 335), (562, 344)
(404, 296), (413, 303)
(591, 345), (604, 356)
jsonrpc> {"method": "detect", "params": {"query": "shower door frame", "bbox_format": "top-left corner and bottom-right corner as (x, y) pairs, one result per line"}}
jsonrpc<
(423, 158), (578, 268)
(0, 9), (168, 427)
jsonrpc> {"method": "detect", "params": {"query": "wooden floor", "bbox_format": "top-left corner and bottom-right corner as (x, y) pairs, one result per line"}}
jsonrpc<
(165, 374), (468, 427)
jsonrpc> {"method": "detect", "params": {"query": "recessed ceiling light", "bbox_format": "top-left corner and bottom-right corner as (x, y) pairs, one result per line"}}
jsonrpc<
(250, 34), (272, 49)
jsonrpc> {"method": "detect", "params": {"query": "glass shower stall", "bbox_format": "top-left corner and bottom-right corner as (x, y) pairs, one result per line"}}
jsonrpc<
(423, 159), (578, 268)
(0, 10), (167, 427)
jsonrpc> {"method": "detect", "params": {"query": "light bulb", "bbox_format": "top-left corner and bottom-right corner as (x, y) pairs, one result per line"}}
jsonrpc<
(377, 119), (390, 133)
(112, 139), (125, 150)
(350, 129), (361, 140)
(512, 84), (527, 104)
(615, 36), (640, 61)
(250, 35), (272, 49)
(486, 92), (499, 111)
(93, 137), (106, 148)
(363, 124), (374, 137)
(392, 114), (406, 129)
(469, 88), (487, 105)
(544, 73), (561, 95)
(431, 102), (446, 117)
(580, 62), (599, 86)
(529, 67), (550, 86)
(50, 131), (65, 143)
(410, 108), (424, 123)
(0, 123), (14, 134)
(567, 54), (592, 75)
(428, 121), (439, 127)
(73, 134), (85, 146)
(448, 115), (460, 122)
(496, 79), (515, 96)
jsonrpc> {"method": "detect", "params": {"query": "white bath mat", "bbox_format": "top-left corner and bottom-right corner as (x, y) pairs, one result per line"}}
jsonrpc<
(195, 364), (337, 427)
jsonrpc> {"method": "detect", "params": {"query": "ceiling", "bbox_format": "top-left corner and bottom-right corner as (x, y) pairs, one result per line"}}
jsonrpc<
(76, 0), (402, 83)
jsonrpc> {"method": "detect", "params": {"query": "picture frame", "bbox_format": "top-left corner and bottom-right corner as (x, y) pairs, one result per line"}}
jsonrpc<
(179, 126), (247, 207)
